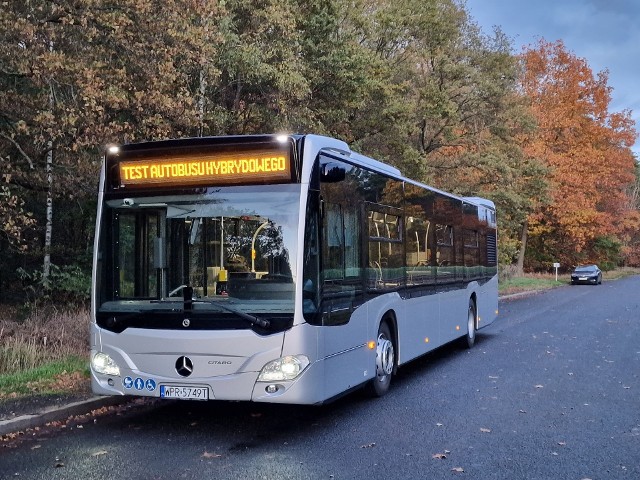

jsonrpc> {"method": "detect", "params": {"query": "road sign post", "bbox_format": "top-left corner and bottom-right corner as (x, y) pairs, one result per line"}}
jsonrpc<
(553, 262), (560, 281)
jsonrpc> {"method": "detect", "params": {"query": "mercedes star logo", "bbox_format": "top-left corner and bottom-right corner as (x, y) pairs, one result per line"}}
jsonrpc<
(175, 356), (194, 377)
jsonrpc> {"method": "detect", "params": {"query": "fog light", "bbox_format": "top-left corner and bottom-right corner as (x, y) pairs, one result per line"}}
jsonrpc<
(107, 378), (115, 386)
(92, 352), (120, 376)
(266, 384), (278, 394)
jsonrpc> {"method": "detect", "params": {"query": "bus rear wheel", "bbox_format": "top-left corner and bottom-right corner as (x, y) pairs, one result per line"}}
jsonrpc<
(365, 321), (395, 397)
(465, 299), (477, 349)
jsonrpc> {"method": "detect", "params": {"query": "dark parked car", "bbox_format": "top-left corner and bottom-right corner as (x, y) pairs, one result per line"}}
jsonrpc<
(570, 265), (602, 285)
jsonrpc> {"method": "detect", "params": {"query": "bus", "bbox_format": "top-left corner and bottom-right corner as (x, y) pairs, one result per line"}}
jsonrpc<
(90, 134), (498, 404)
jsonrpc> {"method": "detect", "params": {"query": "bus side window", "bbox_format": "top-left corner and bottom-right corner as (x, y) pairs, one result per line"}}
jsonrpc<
(323, 203), (344, 280)
(367, 209), (403, 289)
(302, 193), (321, 322)
(435, 224), (456, 282)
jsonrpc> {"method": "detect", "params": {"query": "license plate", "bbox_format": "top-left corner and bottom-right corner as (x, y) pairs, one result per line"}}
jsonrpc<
(160, 385), (209, 400)
(579, 277), (587, 281)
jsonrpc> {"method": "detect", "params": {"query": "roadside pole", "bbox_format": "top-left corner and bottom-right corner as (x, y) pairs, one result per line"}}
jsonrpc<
(553, 262), (560, 281)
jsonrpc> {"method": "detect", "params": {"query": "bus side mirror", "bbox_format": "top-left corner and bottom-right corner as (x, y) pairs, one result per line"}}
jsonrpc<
(320, 163), (346, 183)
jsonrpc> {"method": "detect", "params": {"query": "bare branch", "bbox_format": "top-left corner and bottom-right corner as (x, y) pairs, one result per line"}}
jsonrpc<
(0, 133), (35, 169)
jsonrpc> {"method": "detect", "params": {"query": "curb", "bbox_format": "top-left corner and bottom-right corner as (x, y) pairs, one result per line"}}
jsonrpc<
(0, 395), (128, 437)
(499, 290), (544, 301)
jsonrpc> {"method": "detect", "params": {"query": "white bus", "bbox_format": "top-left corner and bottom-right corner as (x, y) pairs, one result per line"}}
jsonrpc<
(90, 134), (498, 404)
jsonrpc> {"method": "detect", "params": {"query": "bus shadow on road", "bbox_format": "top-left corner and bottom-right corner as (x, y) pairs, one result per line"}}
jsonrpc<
(103, 332), (501, 451)
(391, 331), (499, 388)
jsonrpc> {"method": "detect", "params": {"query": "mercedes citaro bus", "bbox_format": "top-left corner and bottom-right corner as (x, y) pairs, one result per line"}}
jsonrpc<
(90, 134), (497, 404)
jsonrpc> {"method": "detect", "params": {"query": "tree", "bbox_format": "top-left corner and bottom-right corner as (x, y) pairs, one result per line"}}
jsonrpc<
(204, 0), (310, 135)
(348, 0), (546, 270)
(519, 40), (637, 268)
(616, 160), (640, 266)
(0, 0), (225, 298)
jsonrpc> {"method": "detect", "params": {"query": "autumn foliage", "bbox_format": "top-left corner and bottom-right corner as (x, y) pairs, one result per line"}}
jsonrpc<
(519, 40), (638, 268)
(0, 2), (639, 302)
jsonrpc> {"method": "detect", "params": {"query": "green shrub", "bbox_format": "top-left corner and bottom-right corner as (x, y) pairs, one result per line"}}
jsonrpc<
(591, 236), (621, 271)
(17, 264), (91, 313)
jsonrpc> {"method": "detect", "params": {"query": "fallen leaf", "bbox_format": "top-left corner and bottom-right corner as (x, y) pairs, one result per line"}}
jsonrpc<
(360, 443), (376, 449)
(534, 384), (544, 389)
(451, 467), (464, 473)
(202, 451), (222, 459)
(432, 453), (447, 459)
(480, 428), (491, 433)
(54, 463), (65, 468)
(31, 445), (41, 450)
(436, 423), (444, 427)
(91, 450), (108, 457)
(558, 442), (566, 446)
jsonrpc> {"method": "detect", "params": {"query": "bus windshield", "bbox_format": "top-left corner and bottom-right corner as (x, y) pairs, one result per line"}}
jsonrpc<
(97, 184), (301, 322)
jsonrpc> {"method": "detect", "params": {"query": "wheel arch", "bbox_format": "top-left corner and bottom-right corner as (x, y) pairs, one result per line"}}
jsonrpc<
(363, 310), (398, 397)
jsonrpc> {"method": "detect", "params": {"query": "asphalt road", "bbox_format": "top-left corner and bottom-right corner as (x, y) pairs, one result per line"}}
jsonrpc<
(1, 276), (639, 479)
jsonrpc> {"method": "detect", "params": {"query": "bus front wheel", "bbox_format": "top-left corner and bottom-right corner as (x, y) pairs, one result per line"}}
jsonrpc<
(365, 321), (395, 397)
(465, 299), (477, 349)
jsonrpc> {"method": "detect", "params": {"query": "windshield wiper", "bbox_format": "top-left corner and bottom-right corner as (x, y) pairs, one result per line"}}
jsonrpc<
(154, 286), (270, 328)
(182, 286), (270, 329)
(199, 299), (271, 329)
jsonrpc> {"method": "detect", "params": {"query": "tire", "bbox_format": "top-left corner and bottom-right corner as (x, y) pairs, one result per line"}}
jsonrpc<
(365, 321), (395, 398)
(465, 299), (477, 349)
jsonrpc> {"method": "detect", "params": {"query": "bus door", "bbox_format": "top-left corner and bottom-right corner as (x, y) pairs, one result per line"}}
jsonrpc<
(319, 201), (368, 395)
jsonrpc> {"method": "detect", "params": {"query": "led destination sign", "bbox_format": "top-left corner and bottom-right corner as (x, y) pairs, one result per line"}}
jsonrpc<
(117, 148), (292, 188)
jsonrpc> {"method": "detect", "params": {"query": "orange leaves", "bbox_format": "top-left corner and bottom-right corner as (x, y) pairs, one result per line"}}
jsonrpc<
(519, 40), (638, 266)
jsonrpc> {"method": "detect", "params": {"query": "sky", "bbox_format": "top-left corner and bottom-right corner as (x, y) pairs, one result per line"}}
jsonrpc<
(464, 0), (640, 156)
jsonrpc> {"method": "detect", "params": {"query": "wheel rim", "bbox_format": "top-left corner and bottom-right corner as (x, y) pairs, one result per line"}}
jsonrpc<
(376, 332), (394, 378)
(467, 306), (476, 341)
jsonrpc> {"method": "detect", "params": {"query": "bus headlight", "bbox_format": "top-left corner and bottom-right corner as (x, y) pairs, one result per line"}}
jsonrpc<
(91, 352), (121, 377)
(257, 355), (309, 382)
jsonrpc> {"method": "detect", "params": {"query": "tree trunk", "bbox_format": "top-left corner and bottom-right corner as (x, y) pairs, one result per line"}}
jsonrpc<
(516, 219), (528, 276)
(43, 40), (54, 287)
(43, 140), (53, 287)
(197, 68), (206, 137)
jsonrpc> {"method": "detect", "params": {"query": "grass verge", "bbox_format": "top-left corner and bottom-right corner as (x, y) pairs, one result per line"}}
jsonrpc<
(499, 275), (565, 295)
(0, 306), (90, 402)
(0, 356), (89, 400)
(499, 267), (640, 295)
